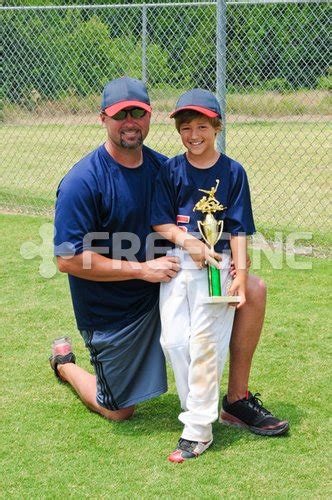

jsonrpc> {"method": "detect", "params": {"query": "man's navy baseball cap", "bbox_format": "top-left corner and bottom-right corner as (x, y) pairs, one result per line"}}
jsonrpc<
(101, 77), (152, 117)
(170, 88), (221, 118)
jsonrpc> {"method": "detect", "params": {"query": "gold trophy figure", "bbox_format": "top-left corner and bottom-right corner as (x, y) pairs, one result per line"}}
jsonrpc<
(193, 179), (240, 304)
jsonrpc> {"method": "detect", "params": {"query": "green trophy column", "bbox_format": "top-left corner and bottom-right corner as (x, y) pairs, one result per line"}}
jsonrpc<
(193, 179), (226, 299)
(208, 264), (221, 296)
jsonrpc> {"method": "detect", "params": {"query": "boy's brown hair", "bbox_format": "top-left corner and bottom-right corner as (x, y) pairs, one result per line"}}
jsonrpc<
(174, 110), (222, 133)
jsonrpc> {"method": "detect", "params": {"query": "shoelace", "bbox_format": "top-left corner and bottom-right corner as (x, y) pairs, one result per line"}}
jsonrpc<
(248, 393), (272, 416)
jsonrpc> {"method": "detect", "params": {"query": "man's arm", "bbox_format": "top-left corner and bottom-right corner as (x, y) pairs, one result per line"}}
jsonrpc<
(57, 251), (180, 283)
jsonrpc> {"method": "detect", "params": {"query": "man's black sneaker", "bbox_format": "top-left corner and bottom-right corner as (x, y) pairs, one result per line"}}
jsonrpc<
(49, 337), (76, 381)
(168, 438), (213, 463)
(220, 391), (289, 436)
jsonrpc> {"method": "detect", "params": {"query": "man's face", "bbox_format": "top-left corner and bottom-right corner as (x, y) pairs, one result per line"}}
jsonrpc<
(101, 107), (151, 150)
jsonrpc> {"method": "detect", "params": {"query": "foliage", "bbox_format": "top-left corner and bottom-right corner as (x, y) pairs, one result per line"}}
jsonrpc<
(316, 71), (332, 91)
(226, 3), (329, 91)
(3, 3), (330, 102)
(260, 78), (294, 94)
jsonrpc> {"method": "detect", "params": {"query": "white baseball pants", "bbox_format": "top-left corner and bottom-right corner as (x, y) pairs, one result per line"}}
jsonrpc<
(160, 249), (235, 442)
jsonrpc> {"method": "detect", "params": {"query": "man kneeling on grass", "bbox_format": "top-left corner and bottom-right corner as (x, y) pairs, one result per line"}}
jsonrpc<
(50, 77), (289, 457)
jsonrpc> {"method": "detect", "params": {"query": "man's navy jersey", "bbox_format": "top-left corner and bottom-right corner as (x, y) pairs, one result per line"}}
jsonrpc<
(151, 153), (255, 253)
(54, 144), (167, 330)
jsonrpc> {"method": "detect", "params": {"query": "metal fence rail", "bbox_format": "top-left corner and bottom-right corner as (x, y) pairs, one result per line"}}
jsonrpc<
(1, 0), (331, 254)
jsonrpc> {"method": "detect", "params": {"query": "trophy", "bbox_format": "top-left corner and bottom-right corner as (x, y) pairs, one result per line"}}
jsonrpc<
(193, 179), (240, 304)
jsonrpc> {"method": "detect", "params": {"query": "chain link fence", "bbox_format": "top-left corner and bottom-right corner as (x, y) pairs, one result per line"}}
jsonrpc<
(1, 0), (331, 255)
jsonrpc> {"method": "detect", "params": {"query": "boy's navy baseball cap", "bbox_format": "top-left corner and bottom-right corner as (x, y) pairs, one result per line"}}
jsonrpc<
(170, 88), (221, 118)
(101, 77), (152, 117)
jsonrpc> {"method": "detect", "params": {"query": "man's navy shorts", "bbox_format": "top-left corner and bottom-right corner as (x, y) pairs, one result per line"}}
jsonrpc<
(80, 301), (167, 410)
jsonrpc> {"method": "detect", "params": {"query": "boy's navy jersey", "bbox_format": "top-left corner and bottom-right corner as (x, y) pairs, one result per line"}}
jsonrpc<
(151, 154), (255, 252)
(54, 144), (167, 330)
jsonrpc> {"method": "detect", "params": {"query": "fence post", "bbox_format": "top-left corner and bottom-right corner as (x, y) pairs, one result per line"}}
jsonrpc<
(216, 0), (227, 154)
(142, 4), (147, 84)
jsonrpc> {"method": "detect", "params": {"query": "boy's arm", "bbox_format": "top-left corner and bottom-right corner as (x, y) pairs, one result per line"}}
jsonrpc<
(153, 223), (222, 269)
(224, 162), (255, 297)
(228, 235), (248, 309)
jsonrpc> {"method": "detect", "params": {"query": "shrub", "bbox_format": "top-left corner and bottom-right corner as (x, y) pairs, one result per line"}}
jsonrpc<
(261, 78), (293, 94)
(316, 74), (332, 91)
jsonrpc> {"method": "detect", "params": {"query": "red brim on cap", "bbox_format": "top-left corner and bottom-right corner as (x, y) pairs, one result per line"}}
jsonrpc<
(170, 105), (219, 118)
(104, 100), (152, 117)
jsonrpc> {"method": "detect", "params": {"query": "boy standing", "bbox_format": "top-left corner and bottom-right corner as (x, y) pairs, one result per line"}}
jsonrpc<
(151, 89), (255, 462)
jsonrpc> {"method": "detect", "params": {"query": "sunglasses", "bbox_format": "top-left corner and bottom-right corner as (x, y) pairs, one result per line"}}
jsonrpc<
(107, 108), (147, 121)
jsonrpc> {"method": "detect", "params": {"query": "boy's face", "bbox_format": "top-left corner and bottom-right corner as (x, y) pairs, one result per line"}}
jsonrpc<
(178, 116), (220, 159)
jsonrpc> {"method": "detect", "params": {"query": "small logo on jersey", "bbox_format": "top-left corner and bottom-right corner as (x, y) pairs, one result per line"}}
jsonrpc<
(176, 215), (190, 224)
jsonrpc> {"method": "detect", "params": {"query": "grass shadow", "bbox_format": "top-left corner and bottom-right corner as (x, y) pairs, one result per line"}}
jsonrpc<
(64, 378), (305, 444)
(110, 393), (183, 436)
(210, 400), (305, 453)
(63, 383), (182, 435)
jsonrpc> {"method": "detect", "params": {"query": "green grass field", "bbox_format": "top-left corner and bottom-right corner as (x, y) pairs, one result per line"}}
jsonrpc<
(1, 119), (331, 253)
(1, 213), (331, 498)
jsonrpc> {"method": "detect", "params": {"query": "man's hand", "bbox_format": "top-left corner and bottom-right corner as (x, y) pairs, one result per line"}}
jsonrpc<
(183, 238), (222, 269)
(230, 253), (251, 278)
(141, 256), (180, 283)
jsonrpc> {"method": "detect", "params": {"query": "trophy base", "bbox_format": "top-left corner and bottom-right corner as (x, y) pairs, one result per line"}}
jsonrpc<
(204, 296), (241, 304)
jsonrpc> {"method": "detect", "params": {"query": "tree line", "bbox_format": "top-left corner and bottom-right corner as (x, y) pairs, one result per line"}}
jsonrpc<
(3, 2), (330, 104)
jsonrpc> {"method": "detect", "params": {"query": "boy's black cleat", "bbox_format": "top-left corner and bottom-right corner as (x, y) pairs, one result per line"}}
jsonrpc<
(220, 391), (289, 436)
(168, 438), (213, 463)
